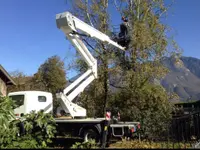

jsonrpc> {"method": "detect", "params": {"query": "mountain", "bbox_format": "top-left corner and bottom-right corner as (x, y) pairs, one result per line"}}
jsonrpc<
(67, 56), (200, 102)
(108, 56), (200, 102)
(161, 56), (200, 102)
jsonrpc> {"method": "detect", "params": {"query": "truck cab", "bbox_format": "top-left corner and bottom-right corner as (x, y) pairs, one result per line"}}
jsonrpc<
(8, 91), (53, 117)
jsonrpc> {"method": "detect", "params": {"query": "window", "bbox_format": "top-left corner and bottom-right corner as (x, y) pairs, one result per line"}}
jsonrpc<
(9, 95), (24, 109)
(38, 96), (46, 102)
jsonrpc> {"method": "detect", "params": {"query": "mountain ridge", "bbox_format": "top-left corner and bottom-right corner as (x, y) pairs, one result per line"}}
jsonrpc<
(161, 56), (200, 102)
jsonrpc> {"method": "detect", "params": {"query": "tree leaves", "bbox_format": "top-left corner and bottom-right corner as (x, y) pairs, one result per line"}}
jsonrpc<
(0, 96), (15, 129)
(34, 55), (67, 95)
(0, 96), (56, 148)
(69, 0), (178, 139)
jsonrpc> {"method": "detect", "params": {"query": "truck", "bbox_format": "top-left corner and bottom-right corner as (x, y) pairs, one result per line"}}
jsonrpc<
(8, 11), (140, 147)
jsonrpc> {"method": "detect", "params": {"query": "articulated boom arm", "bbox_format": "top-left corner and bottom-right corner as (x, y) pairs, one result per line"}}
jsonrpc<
(56, 11), (125, 118)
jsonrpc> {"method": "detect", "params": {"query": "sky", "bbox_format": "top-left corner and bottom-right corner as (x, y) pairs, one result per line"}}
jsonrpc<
(0, 0), (200, 79)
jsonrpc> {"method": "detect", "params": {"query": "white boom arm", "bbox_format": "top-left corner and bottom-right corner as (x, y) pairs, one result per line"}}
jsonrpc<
(56, 11), (125, 118)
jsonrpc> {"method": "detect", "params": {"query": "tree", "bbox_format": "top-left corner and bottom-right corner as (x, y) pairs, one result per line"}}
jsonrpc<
(108, 0), (181, 138)
(69, 0), (119, 117)
(34, 55), (67, 94)
(7, 70), (33, 93)
(33, 55), (67, 113)
(68, 0), (180, 138)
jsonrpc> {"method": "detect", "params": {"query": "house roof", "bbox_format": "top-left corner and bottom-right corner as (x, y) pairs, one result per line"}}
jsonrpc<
(0, 65), (16, 85)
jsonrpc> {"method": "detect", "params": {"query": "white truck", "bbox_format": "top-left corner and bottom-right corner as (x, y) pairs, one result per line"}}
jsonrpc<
(8, 11), (140, 147)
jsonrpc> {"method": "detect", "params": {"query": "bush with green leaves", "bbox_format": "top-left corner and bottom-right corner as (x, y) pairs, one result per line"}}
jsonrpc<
(0, 96), (15, 128)
(70, 139), (98, 149)
(109, 83), (172, 139)
(19, 110), (57, 148)
(0, 96), (57, 148)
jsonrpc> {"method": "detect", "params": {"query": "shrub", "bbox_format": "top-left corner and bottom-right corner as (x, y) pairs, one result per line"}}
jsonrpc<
(20, 110), (57, 148)
(0, 96), (57, 148)
(70, 139), (98, 149)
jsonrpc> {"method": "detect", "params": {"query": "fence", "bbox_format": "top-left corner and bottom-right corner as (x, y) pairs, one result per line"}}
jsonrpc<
(162, 111), (200, 148)
(171, 111), (200, 141)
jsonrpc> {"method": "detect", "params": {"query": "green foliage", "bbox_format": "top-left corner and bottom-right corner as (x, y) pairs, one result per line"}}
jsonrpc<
(0, 96), (57, 148)
(69, 0), (178, 139)
(69, 0), (116, 117)
(0, 96), (18, 148)
(2, 134), (39, 149)
(0, 96), (15, 129)
(33, 55), (67, 113)
(110, 82), (172, 138)
(70, 139), (98, 149)
(0, 120), (19, 148)
(21, 110), (57, 147)
(33, 55), (67, 95)
(110, 0), (179, 139)
(7, 70), (32, 93)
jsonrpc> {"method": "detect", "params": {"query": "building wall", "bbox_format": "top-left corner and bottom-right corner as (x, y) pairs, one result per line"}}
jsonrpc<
(0, 77), (7, 96)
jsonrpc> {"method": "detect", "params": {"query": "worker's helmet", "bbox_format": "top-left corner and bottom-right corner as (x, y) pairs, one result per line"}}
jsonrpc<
(121, 16), (128, 22)
(121, 16), (126, 21)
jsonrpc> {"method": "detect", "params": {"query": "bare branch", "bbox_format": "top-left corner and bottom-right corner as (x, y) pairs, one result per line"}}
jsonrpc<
(85, 0), (94, 27)
(113, 0), (123, 16)
(109, 82), (126, 89)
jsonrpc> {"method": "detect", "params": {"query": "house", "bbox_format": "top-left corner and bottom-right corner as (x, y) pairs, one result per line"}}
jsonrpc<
(0, 65), (16, 96)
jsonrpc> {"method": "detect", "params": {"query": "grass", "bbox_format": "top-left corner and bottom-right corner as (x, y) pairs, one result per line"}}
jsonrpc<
(51, 137), (195, 149)
(108, 139), (193, 149)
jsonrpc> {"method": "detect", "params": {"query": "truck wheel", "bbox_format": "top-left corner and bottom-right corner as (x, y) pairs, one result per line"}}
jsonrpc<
(83, 129), (100, 144)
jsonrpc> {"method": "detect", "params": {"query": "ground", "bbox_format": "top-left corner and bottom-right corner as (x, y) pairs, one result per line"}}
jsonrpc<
(51, 137), (194, 149)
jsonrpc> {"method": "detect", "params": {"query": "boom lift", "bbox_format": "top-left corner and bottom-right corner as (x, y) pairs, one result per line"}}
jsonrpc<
(55, 11), (125, 118)
(8, 11), (140, 147)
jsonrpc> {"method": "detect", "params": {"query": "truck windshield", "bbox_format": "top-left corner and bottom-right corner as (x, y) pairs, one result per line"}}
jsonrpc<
(9, 95), (24, 109)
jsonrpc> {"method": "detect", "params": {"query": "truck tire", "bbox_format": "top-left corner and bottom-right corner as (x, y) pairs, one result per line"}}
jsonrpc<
(83, 129), (100, 144)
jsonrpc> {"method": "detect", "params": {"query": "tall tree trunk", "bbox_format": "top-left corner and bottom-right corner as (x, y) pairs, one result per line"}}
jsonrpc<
(103, 51), (108, 115)
(102, 0), (109, 115)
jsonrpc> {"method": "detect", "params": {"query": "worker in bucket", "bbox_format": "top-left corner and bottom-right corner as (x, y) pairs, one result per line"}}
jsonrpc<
(117, 16), (130, 48)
